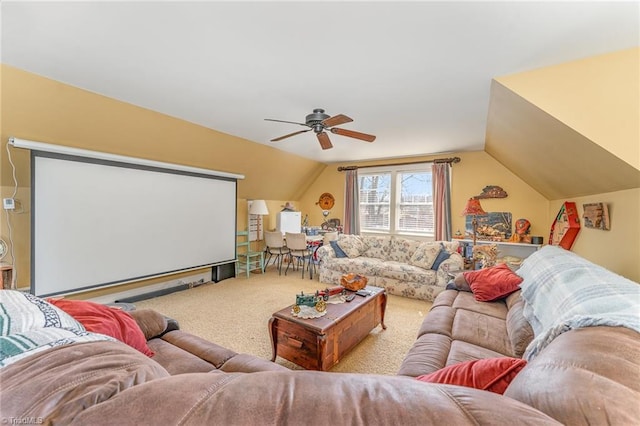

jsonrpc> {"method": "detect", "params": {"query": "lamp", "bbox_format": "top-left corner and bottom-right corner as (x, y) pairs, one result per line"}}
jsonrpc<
(461, 198), (486, 246)
(249, 200), (269, 240)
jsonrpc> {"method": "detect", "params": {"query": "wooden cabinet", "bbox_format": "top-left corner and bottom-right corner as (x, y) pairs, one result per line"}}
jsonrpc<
(1, 265), (14, 289)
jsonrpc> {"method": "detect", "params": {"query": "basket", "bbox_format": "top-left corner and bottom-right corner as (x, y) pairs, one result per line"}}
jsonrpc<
(340, 273), (368, 291)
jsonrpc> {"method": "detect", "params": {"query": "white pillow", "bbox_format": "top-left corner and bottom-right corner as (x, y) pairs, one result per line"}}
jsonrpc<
(337, 235), (369, 258)
(409, 242), (441, 270)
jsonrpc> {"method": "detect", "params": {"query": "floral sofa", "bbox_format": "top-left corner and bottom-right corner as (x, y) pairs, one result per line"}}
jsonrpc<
(316, 234), (464, 301)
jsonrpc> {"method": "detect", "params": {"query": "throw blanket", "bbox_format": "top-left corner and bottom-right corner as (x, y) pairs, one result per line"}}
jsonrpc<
(1, 290), (114, 367)
(517, 245), (640, 360)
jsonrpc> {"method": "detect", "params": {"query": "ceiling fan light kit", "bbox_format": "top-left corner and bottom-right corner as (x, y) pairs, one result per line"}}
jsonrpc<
(265, 108), (376, 150)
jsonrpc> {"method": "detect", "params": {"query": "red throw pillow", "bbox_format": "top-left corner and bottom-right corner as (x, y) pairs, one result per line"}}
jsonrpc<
(463, 263), (523, 302)
(47, 298), (154, 357)
(416, 357), (527, 394)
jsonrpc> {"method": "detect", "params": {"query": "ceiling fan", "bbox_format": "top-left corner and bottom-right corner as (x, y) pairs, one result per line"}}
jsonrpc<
(265, 108), (376, 150)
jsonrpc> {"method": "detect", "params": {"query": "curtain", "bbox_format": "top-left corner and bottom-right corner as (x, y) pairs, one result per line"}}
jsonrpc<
(432, 163), (452, 241)
(344, 169), (360, 235)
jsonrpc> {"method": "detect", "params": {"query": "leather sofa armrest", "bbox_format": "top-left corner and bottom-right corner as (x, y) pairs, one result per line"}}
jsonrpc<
(129, 309), (173, 340)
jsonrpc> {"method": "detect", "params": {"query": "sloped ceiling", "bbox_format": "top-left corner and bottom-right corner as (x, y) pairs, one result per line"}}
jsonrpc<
(486, 48), (640, 200)
(1, 1), (638, 164)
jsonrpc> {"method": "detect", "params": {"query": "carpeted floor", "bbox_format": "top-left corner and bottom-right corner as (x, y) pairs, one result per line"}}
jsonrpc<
(135, 269), (432, 375)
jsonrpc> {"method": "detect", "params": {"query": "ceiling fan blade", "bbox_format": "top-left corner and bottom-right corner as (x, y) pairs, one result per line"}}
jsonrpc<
(264, 118), (309, 127)
(330, 127), (376, 142)
(322, 114), (353, 128)
(317, 132), (333, 150)
(270, 129), (311, 142)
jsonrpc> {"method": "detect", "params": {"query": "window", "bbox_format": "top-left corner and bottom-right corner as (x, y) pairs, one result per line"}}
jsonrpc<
(358, 165), (433, 236)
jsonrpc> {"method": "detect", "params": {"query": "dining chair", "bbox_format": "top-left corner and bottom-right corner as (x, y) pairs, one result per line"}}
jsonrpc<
(284, 232), (314, 279)
(264, 231), (290, 275)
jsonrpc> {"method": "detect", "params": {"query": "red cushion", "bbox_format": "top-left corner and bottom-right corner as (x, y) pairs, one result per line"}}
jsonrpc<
(463, 263), (523, 302)
(416, 357), (527, 394)
(47, 298), (154, 357)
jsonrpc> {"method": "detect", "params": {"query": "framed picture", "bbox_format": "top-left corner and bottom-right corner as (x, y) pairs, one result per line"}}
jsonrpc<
(465, 212), (513, 241)
(582, 203), (610, 230)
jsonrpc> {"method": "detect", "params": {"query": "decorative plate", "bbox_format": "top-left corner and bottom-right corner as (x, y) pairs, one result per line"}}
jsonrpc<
(318, 192), (335, 210)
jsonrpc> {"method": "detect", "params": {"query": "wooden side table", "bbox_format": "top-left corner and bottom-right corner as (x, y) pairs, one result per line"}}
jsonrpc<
(1, 265), (14, 289)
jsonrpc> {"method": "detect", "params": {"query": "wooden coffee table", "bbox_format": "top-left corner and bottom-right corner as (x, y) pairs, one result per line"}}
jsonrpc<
(269, 286), (386, 371)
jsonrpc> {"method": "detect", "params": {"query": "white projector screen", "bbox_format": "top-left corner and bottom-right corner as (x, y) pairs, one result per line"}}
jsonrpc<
(31, 151), (239, 296)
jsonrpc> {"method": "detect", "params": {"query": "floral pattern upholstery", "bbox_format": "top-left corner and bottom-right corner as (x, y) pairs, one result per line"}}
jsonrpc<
(317, 236), (463, 302)
(409, 242), (442, 269)
(388, 236), (422, 263)
(361, 235), (392, 259)
(336, 234), (370, 258)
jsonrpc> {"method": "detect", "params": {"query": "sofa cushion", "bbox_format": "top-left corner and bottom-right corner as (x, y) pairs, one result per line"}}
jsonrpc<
(329, 240), (348, 258)
(451, 273), (472, 292)
(129, 308), (169, 340)
(451, 291), (508, 319)
(337, 234), (369, 258)
(361, 235), (392, 259)
(506, 301), (534, 357)
(409, 242), (441, 269)
(463, 263), (523, 302)
(388, 236), (422, 263)
(505, 326), (640, 425)
(0, 340), (169, 424)
(378, 261), (436, 283)
(319, 256), (382, 276)
(431, 247), (451, 270)
(451, 309), (512, 355)
(416, 357), (527, 394)
(48, 298), (154, 357)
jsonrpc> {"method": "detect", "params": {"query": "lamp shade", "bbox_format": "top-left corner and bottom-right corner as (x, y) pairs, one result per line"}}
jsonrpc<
(249, 199), (269, 215)
(461, 198), (486, 216)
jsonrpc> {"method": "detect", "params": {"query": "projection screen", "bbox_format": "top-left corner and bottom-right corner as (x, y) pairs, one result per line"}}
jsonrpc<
(13, 139), (243, 297)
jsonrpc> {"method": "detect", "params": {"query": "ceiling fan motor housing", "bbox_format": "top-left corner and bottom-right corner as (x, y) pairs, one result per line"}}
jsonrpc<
(306, 108), (330, 128)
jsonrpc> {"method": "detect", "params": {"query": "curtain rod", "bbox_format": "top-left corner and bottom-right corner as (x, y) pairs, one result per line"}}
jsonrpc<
(337, 156), (460, 172)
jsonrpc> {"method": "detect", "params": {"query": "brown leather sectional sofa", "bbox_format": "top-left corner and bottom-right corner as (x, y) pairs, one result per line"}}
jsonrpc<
(398, 288), (640, 425)
(1, 307), (559, 425)
(2, 246), (638, 425)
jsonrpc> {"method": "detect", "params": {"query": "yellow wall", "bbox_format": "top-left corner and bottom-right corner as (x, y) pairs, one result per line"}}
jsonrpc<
(298, 151), (550, 240)
(0, 65), (322, 287)
(549, 189), (640, 282)
(496, 47), (640, 170)
(2, 60), (639, 291)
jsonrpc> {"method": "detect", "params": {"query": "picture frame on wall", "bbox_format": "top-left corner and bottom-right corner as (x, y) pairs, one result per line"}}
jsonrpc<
(582, 203), (610, 230)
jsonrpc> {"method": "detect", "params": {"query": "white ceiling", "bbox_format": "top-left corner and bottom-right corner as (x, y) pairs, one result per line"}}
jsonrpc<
(1, 1), (638, 163)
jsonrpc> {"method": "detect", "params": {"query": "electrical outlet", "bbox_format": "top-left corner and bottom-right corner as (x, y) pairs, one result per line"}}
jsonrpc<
(3, 198), (16, 210)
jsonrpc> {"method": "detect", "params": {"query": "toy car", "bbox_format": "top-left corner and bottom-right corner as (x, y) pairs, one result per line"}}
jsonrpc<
(293, 291), (326, 314)
(317, 286), (347, 300)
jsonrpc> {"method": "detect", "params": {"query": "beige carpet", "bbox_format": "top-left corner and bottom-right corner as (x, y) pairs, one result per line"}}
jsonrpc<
(135, 270), (432, 375)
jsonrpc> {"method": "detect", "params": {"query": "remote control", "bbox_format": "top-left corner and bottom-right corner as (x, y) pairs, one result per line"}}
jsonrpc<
(356, 290), (370, 297)
(345, 294), (355, 302)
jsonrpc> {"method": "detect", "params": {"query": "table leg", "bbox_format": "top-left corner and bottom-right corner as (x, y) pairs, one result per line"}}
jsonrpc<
(268, 316), (278, 362)
(379, 292), (387, 330)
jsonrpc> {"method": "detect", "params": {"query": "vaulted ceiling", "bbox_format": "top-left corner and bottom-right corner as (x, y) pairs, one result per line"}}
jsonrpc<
(1, 1), (638, 169)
